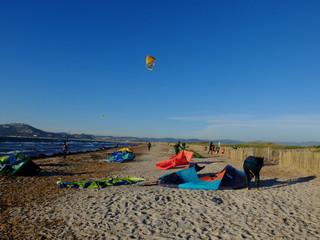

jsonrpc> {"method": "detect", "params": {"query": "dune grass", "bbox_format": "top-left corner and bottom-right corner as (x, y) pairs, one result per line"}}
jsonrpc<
(188, 141), (317, 150)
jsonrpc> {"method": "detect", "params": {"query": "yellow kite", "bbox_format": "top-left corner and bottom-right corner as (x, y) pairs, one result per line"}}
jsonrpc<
(146, 56), (156, 70)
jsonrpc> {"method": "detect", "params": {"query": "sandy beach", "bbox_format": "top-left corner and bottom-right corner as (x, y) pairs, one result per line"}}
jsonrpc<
(1, 143), (319, 239)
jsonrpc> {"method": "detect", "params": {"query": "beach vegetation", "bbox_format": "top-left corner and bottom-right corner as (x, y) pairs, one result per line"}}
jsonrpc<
(188, 141), (309, 150)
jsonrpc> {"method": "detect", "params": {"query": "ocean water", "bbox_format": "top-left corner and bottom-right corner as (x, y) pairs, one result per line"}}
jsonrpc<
(0, 137), (133, 158)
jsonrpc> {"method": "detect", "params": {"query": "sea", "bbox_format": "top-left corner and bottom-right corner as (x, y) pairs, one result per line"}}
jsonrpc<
(0, 137), (133, 158)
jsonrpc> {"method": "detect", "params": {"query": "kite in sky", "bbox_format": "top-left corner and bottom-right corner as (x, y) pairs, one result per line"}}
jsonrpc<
(101, 115), (105, 119)
(146, 56), (156, 70)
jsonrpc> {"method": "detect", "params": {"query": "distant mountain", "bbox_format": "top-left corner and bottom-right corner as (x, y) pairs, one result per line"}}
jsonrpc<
(0, 123), (244, 144)
(0, 123), (52, 138)
(0, 123), (94, 140)
(1, 123), (318, 146)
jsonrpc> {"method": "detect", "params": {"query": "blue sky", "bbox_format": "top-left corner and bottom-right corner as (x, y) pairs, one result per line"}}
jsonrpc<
(1, 0), (320, 142)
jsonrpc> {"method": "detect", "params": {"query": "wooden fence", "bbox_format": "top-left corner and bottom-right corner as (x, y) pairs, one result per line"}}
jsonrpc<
(224, 147), (320, 176)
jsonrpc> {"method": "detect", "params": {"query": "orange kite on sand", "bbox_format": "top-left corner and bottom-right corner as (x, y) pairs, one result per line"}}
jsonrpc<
(155, 150), (194, 170)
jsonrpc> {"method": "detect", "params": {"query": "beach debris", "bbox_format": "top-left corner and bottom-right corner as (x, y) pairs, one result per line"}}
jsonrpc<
(212, 197), (223, 205)
(146, 56), (156, 70)
(138, 180), (158, 186)
(273, 208), (279, 215)
(280, 217), (289, 225)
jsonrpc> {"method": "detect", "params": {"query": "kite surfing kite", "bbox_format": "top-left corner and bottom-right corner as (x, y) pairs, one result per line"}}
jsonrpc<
(155, 150), (194, 170)
(146, 56), (156, 70)
(57, 177), (146, 189)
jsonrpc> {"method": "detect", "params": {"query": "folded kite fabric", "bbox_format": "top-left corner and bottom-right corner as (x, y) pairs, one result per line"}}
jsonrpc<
(57, 177), (146, 189)
(155, 150), (194, 170)
(107, 152), (136, 162)
(0, 153), (41, 176)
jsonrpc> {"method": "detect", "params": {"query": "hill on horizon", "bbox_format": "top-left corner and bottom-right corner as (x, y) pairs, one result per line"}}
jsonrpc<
(0, 123), (94, 140)
(1, 123), (319, 146)
(0, 123), (242, 144)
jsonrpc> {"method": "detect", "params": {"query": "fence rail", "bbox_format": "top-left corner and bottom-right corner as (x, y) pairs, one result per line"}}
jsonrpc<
(224, 147), (320, 176)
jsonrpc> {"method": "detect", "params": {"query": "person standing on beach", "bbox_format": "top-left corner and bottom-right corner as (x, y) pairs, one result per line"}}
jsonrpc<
(63, 142), (68, 159)
(216, 146), (220, 154)
(208, 142), (214, 154)
(174, 142), (181, 155)
(243, 156), (264, 190)
(181, 142), (186, 149)
(147, 142), (151, 151)
(216, 142), (220, 154)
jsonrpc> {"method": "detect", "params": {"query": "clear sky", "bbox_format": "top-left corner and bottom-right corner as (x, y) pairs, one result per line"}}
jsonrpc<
(1, 0), (320, 142)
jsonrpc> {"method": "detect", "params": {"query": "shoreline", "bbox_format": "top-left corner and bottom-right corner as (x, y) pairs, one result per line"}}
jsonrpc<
(0, 137), (139, 159)
(30, 144), (138, 160)
(1, 143), (319, 239)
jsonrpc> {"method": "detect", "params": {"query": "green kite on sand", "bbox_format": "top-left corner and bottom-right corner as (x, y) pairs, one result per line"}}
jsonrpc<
(186, 149), (204, 158)
(0, 153), (41, 176)
(57, 177), (146, 189)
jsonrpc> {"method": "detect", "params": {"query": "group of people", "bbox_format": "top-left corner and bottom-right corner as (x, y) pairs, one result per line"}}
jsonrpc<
(207, 142), (224, 154)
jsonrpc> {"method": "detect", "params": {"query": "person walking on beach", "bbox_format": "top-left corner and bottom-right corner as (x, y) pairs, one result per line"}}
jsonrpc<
(216, 146), (220, 154)
(63, 142), (68, 159)
(174, 142), (181, 155)
(147, 142), (152, 151)
(243, 156), (264, 190)
(208, 142), (214, 154)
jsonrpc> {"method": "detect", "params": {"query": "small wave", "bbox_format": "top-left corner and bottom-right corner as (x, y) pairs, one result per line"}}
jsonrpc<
(0, 139), (132, 157)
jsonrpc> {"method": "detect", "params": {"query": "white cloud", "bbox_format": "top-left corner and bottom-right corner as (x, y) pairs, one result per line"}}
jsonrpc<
(167, 114), (320, 142)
